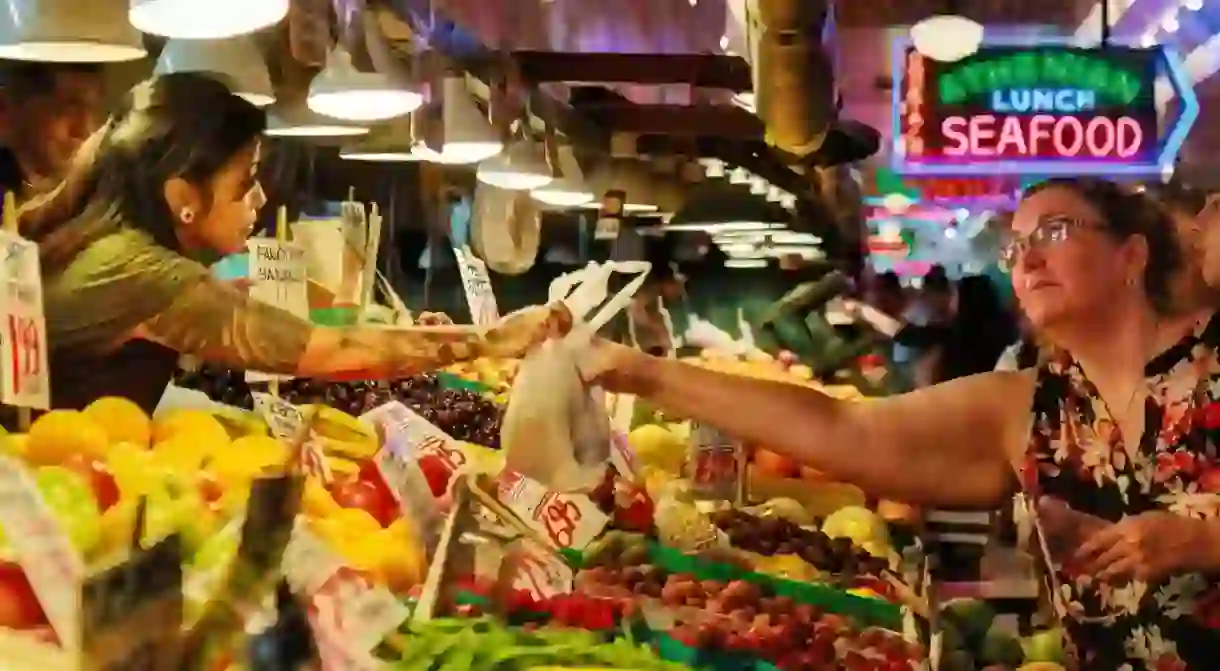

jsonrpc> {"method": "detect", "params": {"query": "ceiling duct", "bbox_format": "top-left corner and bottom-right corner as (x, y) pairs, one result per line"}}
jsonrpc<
(747, 0), (836, 158)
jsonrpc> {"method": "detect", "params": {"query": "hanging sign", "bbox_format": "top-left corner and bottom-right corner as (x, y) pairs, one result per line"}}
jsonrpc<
(891, 40), (1197, 176)
(0, 231), (49, 409)
(452, 245), (499, 326)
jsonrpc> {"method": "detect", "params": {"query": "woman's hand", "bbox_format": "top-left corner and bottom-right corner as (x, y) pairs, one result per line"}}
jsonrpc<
(1075, 511), (1212, 582)
(575, 338), (656, 394)
(482, 303), (572, 358)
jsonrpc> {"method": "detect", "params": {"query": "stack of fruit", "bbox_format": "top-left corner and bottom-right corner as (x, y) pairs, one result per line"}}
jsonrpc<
(938, 599), (1068, 671)
(174, 367), (506, 449)
(0, 396), (432, 641)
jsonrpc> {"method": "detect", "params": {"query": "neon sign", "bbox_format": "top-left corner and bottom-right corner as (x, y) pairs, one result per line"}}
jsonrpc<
(891, 39), (1198, 177)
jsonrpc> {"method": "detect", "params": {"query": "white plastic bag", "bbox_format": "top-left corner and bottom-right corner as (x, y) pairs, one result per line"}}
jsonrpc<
(501, 261), (650, 492)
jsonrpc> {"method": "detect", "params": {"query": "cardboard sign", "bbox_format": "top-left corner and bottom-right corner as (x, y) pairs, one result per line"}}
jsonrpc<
(282, 525), (408, 658)
(81, 535), (184, 671)
(246, 239), (309, 382)
(0, 455), (82, 650)
(251, 393), (331, 481)
(505, 538), (573, 600)
(0, 231), (48, 409)
(497, 472), (608, 550)
(452, 245), (499, 326)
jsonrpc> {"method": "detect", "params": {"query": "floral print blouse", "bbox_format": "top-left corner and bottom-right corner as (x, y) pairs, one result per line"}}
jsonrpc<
(1024, 316), (1220, 670)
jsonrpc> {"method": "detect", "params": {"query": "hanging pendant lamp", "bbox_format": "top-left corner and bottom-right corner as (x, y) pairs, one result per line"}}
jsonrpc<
(265, 103), (370, 138)
(415, 77), (502, 165)
(0, 0), (145, 62)
(531, 146), (594, 207)
(307, 45), (423, 122)
(340, 117), (426, 162)
(129, 0), (289, 39)
(155, 37), (274, 107)
(476, 138), (553, 191)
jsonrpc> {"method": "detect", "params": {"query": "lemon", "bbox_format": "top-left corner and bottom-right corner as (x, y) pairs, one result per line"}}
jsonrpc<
(628, 424), (686, 475)
(302, 478), (342, 519)
(0, 434), (27, 459)
(26, 410), (110, 466)
(225, 435), (290, 470)
(97, 498), (139, 555)
(152, 410), (230, 448)
(106, 442), (160, 498)
(84, 397), (152, 448)
(151, 435), (211, 472)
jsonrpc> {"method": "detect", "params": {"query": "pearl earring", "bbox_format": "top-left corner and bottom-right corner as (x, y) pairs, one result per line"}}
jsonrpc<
(180, 207), (195, 224)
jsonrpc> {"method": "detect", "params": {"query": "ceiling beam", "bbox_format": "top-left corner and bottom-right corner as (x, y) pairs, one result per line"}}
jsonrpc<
(580, 102), (763, 138)
(509, 51), (752, 92)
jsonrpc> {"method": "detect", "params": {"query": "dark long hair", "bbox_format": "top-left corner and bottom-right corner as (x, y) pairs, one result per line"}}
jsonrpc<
(17, 72), (266, 268)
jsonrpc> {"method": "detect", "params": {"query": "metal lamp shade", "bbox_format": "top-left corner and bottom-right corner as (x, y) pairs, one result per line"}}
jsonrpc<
(129, 0), (289, 39)
(0, 0), (145, 62)
(415, 77), (502, 165)
(531, 145), (594, 208)
(155, 37), (274, 107)
(307, 45), (423, 122)
(476, 139), (553, 191)
(265, 103), (370, 139)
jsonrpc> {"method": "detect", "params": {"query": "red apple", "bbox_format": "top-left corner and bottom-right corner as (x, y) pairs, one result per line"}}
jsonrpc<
(60, 454), (120, 512)
(1200, 468), (1220, 493)
(0, 562), (47, 630)
(328, 479), (398, 528)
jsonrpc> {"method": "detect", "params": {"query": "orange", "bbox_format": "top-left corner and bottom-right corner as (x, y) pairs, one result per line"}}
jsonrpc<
(26, 410), (109, 466)
(84, 397), (151, 448)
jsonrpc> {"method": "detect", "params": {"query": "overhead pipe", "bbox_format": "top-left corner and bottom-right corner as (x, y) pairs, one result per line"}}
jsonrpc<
(750, 0), (836, 158)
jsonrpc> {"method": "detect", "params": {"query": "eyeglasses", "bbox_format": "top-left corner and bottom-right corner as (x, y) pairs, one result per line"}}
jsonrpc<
(998, 216), (1099, 271)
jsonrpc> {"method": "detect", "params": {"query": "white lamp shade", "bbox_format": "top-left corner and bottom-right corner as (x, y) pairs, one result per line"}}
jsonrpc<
(155, 37), (274, 107)
(910, 15), (984, 63)
(0, 0), (145, 62)
(417, 77), (502, 165)
(265, 104), (370, 138)
(476, 139), (553, 191)
(531, 146), (594, 207)
(340, 148), (424, 162)
(307, 46), (423, 122)
(130, 0), (289, 39)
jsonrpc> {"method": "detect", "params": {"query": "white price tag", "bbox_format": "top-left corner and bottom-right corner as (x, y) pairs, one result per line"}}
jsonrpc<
(0, 232), (48, 409)
(497, 472), (608, 550)
(506, 538), (573, 600)
(362, 402), (443, 550)
(452, 245), (499, 326)
(283, 525), (408, 658)
(246, 239), (309, 382)
(0, 456), (82, 650)
(362, 402), (468, 472)
(252, 393), (331, 481)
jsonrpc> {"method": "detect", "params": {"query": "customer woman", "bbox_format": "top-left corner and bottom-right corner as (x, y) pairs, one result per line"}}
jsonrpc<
(16, 72), (566, 413)
(583, 178), (1220, 669)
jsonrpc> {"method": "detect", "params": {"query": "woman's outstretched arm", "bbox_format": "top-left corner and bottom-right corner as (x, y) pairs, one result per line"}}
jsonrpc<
(588, 342), (1035, 508)
(133, 276), (565, 379)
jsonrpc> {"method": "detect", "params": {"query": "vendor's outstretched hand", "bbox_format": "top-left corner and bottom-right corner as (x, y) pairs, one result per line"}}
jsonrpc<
(483, 303), (572, 358)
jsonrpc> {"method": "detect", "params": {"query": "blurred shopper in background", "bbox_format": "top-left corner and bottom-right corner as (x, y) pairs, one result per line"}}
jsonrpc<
(894, 274), (1017, 383)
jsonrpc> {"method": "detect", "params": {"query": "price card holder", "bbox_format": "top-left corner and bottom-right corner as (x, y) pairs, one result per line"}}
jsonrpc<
(245, 237), (309, 382)
(496, 471), (608, 551)
(500, 537), (574, 601)
(252, 393), (331, 481)
(0, 229), (49, 410)
(0, 455), (83, 651)
(686, 422), (747, 505)
(452, 245), (499, 326)
(80, 535), (184, 671)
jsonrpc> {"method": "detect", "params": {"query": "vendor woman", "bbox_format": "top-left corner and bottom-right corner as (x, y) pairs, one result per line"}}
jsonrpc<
(17, 72), (567, 412)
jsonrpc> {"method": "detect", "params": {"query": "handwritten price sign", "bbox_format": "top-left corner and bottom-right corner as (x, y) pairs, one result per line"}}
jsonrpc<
(252, 393), (332, 481)
(498, 472), (608, 550)
(0, 232), (48, 409)
(363, 402), (444, 551)
(453, 245), (499, 326)
(506, 538), (573, 600)
(363, 401), (468, 470)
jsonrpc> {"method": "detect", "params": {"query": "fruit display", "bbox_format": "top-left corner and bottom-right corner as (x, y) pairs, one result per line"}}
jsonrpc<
(710, 509), (890, 578)
(173, 367), (505, 448)
(937, 599), (1068, 671)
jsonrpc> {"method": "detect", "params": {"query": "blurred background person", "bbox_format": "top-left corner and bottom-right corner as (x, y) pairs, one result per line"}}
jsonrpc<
(0, 61), (104, 199)
(893, 275), (1018, 383)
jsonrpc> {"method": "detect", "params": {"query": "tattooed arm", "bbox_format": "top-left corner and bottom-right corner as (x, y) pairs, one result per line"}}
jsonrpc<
(132, 277), (567, 379)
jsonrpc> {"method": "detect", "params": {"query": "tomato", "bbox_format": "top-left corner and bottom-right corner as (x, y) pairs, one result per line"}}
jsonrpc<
(328, 479), (397, 528)
(0, 562), (46, 630)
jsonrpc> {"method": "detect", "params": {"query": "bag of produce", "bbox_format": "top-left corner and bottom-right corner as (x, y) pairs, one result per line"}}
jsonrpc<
(501, 262), (650, 492)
